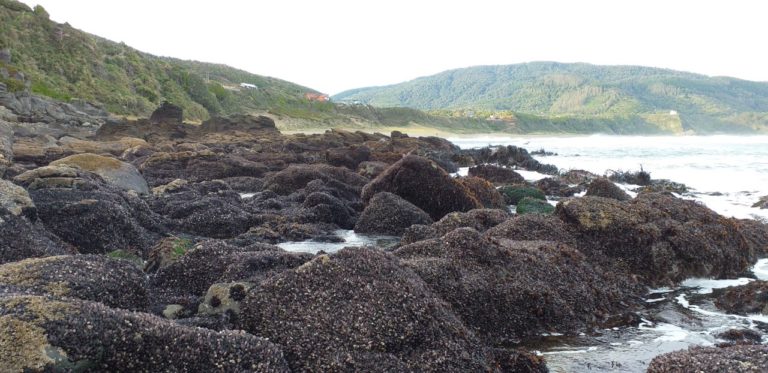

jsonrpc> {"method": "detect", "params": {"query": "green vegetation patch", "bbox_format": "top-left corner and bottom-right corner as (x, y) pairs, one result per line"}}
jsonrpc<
(516, 197), (555, 215)
(500, 185), (546, 205)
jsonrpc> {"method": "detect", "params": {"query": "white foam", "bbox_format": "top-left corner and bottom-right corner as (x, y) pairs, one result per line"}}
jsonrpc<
(753, 259), (768, 281)
(680, 277), (754, 294)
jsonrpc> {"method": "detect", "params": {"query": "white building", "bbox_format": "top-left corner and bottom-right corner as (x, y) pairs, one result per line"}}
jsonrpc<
(240, 83), (257, 89)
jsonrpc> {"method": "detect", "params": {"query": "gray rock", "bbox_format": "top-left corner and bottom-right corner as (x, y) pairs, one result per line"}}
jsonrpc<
(0, 178), (33, 216)
(49, 153), (149, 194)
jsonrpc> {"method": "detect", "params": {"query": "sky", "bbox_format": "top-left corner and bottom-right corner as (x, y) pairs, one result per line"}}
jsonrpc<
(19, 0), (768, 95)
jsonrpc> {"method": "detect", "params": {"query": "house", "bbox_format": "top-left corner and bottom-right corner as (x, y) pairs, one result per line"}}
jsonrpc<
(240, 83), (257, 89)
(305, 92), (330, 102)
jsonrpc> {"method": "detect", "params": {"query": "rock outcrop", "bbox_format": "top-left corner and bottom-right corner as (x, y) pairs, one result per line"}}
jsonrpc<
(354, 192), (432, 235)
(49, 153), (149, 194)
(362, 155), (481, 221)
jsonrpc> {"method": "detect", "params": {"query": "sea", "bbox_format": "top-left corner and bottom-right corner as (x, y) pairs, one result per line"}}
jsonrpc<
(267, 134), (768, 372)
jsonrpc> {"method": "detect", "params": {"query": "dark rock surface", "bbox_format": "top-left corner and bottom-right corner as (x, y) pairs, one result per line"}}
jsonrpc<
(14, 166), (166, 256)
(0, 255), (148, 311)
(647, 345), (768, 373)
(362, 155), (481, 221)
(715, 280), (768, 315)
(0, 295), (290, 372)
(401, 208), (510, 245)
(0, 206), (72, 264)
(585, 177), (631, 201)
(457, 176), (507, 209)
(395, 228), (641, 344)
(138, 150), (268, 187)
(462, 145), (559, 174)
(149, 101), (183, 124)
(239, 248), (534, 371)
(468, 164), (525, 184)
(354, 192), (432, 235)
(556, 194), (759, 285)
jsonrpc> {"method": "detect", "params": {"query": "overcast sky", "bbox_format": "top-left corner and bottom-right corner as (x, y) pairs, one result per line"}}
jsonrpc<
(19, 0), (768, 94)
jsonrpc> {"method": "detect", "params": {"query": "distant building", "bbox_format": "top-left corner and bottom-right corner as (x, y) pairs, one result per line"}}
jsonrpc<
(240, 83), (257, 89)
(669, 110), (678, 115)
(305, 92), (330, 102)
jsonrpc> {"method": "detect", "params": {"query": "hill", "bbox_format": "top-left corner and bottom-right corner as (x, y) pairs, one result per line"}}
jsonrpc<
(0, 0), (320, 121)
(334, 62), (768, 133)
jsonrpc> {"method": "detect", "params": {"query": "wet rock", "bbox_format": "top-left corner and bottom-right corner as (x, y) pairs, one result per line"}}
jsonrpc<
(221, 176), (263, 192)
(263, 164), (368, 196)
(556, 194), (757, 285)
(647, 345), (768, 373)
(357, 160), (388, 179)
(18, 167), (166, 255)
(0, 255), (148, 311)
(143, 236), (194, 273)
(326, 145), (371, 169)
(149, 101), (183, 124)
(354, 192), (432, 235)
(534, 177), (582, 197)
(458, 176), (507, 209)
(485, 213), (575, 244)
(715, 280), (768, 315)
(753, 195), (768, 209)
(218, 250), (314, 284)
(401, 208), (509, 245)
(0, 295), (290, 372)
(300, 191), (356, 229)
(149, 186), (255, 238)
(499, 185), (546, 205)
(468, 164), (524, 184)
(150, 240), (281, 303)
(0, 206), (72, 264)
(49, 153), (149, 194)
(463, 145), (558, 174)
(362, 155), (481, 221)
(138, 150), (268, 187)
(560, 169), (599, 184)
(715, 328), (763, 346)
(585, 177), (631, 201)
(239, 248), (512, 371)
(394, 228), (641, 344)
(737, 218), (768, 256)
(516, 197), (555, 215)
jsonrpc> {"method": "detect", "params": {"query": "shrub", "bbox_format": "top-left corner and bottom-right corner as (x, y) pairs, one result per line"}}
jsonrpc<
(500, 185), (546, 205)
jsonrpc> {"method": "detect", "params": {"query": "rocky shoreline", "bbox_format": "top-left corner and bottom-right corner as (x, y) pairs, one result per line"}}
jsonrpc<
(1, 98), (767, 372)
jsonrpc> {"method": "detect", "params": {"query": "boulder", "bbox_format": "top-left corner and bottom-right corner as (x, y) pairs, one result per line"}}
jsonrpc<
(16, 166), (166, 255)
(357, 160), (388, 179)
(0, 295), (290, 372)
(0, 178), (34, 216)
(468, 164), (524, 184)
(197, 114), (277, 134)
(149, 101), (183, 124)
(394, 228), (641, 344)
(0, 255), (148, 311)
(0, 206), (72, 264)
(556, 194), (758, 285)
(485, 213), (575, 244)
(239, 248), (527, 371)
(585, 177), (631, 201)
(715, 328), (763, 346)
(361, 155), (481, 221)
(300, 191), (356, 229)
(457, 176), (506, 209)
(49, 153), (149, 194)
(462, 145), (558, 174)
(401, 208), (509, 245)
(647, 345), (768, 373)
(326, 145), (371, 169)
(715, 280), (768, 315)
(354, 192), (432, 235)
(534, 177), (582, 197)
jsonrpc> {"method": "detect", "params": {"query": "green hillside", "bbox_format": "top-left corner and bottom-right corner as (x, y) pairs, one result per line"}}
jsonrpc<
(334, 62), (768, 133)
(0, 0), (318, 121)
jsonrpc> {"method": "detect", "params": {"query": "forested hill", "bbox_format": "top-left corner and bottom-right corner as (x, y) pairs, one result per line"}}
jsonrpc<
(0, 0), (318, 121)
(334, 62), (768, 133)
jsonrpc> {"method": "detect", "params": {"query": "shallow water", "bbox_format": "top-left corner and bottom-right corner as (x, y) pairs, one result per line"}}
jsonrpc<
(447, 135), (768, 371)
(276, 229), (399, 254)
